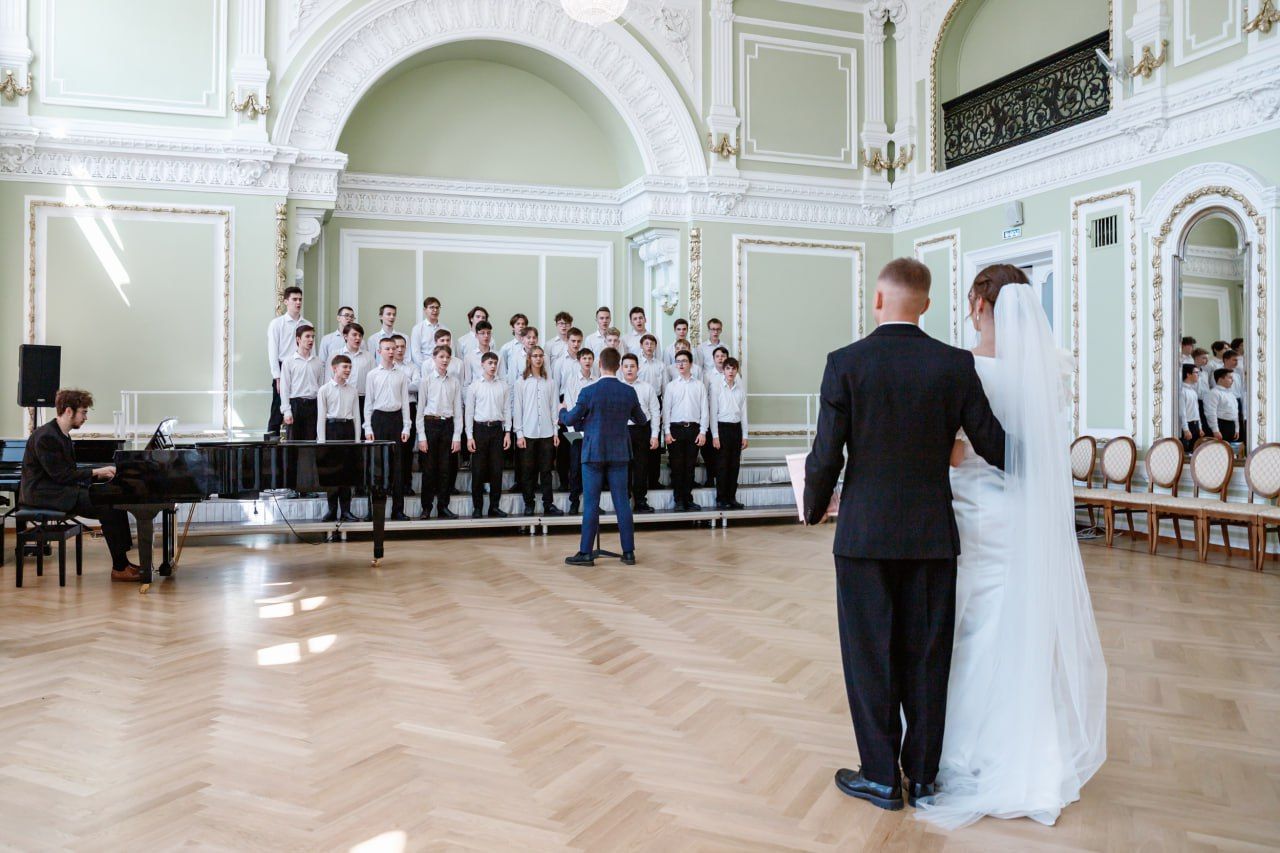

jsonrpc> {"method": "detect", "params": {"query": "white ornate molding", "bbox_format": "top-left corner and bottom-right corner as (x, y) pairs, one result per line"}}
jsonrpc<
(333, 172), (894, 232)
(0, 0), (33, 126)
(912, 229), (961, 344)
(623, 0), (701, 112)
(707, 0), (741, 177)
(1182, 245), (1246, 280)
(231, 0), (271, 141)
(274, 0), (706, 179)
(0, 124), (295, 194)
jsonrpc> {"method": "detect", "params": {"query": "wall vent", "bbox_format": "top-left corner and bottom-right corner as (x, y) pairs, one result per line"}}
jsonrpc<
(1091, 214), (1119, 249)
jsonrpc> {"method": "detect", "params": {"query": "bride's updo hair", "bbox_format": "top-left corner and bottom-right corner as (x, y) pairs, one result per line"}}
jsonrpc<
(968, 264), (1029, 315)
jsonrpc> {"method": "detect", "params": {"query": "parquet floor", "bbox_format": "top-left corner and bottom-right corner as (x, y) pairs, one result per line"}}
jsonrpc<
(1, 524), (1277, 852)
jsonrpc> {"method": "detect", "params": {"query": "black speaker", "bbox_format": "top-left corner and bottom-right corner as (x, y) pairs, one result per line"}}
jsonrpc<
(18, 344), (60, 408)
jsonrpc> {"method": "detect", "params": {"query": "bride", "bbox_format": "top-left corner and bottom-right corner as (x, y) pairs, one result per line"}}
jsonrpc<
(917, 264), (1108, 830)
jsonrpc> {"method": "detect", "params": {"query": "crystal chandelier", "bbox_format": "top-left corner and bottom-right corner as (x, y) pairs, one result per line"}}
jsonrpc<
(561, 0), (629, 26)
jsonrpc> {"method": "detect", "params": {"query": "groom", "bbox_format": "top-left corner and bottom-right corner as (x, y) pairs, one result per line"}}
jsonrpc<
(804, 258), (1005, 811)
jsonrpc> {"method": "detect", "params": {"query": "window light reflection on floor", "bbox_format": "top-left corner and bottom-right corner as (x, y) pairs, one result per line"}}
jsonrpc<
(257, 635), (337, 666)
(349, 831), (406, 853)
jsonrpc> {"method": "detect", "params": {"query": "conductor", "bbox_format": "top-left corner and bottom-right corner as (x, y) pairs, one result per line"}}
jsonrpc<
(559, 346), (649, 567)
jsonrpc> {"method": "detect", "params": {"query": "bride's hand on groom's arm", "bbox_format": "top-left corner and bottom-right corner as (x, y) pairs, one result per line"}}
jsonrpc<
(949, 439), (967, 467)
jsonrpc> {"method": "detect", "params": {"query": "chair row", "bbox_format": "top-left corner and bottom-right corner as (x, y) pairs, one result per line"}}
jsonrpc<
(1072, 435), (1280, 571)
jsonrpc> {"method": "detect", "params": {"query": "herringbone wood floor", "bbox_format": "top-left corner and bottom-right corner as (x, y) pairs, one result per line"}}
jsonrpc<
(1, 524), (1277, 852)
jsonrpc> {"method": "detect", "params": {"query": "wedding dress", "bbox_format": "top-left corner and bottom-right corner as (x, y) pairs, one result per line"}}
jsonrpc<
(917, 284), (1107, 830)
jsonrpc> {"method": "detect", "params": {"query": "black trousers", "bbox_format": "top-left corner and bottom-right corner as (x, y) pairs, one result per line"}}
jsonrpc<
(700, 430), (718, 487)
(715, 422), (743, 504)
(448, 426), (464, 493)
(628, 424), (651, 505)
(555, 424), (571, 491)
(520, 436), (555, 507)
(267, 363), (283, 435)
(324, 420), (355, 514)
(647, 440), (663, 489)
(401, 401), (418, 495)
(66, 488), (133, 570)
(835, 556), (957, 787)
(1218, 419), (1239, 442)
(370, 409), (405, 515)
(1182, 421), (1201, 453)
(419, 417), (455, 513)
(668, 422), (700, 503)
(567, 437), (584, 502)
(471, 422), (505, 511)
(1237, 399), (1246, 444)
(287, 397), (318, 442)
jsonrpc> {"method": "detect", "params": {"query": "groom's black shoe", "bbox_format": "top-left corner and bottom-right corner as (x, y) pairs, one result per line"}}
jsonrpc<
(905, 779), (937, 808)
(834, 768), (904, 811)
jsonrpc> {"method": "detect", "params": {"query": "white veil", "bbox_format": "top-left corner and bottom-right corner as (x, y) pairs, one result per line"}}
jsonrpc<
(920, 283), (1107, 828)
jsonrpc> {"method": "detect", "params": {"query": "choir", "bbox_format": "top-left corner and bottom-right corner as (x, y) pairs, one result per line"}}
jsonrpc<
(267, 293), (751, 517)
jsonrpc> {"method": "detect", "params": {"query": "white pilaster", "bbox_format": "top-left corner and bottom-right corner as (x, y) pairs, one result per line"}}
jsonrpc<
(633, 228), (682, 318)
(294, 205), (327, 285)
(0, 0), (33, 126)
(230, 0), (271, 140)
(706, 0), (740, 177)
(1126, 0), (1170, 96)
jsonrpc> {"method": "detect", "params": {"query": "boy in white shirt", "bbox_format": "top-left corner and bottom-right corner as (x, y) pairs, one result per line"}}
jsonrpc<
(409, 296), (448, 367)
(339, 322), (374, 428)
(711, 356), (748, 509)
(1179, 336), (1196, 365)
(1222, 349), (1246, 443)
(560, 348), (596, 514)
(663, 318), (692, 367)
(696, 318), (727, 373)
(636, 333), (666, 490)
(584, 307), (619, 359)
(663, 351), (707, 512)
(498, 313), (528, 379)
(699, 345), (729, 490)
(623, 306), (660, 354)
(320, 306), (359, 363)
(1203, 368), (1239, 442)
(317, 354), (361, 522)
(546, 311), (574, 363)
(1179, 363), (1202, 452)
(465, 352), (512, 518)
(391, 334), (420, 499)
(591, 327), (624, 377)
(415, 344), (463, 520)
(280, 325), (323, 442)
(366, 304), (399, 353)
(267, 285), (308, 436)
(362, 338), (411, 520)
(455, 305), (488, 361)
(620, 354), (660, 514)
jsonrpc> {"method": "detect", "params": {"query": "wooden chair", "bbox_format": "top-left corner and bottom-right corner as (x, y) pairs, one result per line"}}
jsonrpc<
(1113, 437), (1197, 556)
(1078, 437), (1137, 546)
(1070, 436), (1099, 529)
(1244, 443), (1280, 571)
(1186, 440), (1238, 561)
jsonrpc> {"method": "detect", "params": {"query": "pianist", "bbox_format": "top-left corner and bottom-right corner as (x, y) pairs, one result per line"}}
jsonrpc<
(19, 389), (140, 582)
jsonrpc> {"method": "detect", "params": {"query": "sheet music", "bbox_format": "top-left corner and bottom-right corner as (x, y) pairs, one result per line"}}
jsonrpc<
(786, 452), (838, 522)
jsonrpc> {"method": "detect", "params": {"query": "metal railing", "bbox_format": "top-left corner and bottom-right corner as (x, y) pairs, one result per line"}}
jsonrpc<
(745, 393), (820, 444)
(117, 390), (271, 442)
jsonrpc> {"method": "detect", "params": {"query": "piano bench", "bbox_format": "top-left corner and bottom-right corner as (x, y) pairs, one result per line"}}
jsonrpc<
(10, 509), (82, 588)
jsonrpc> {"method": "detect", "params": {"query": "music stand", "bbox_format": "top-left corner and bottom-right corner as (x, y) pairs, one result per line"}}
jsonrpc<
(565, 429), (623, 561)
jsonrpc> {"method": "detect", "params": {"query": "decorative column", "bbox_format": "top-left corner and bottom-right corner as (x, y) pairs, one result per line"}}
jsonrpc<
(230, 0), (271, 140)
(0, 0), (33, 127)
(706, 0), (740, 177)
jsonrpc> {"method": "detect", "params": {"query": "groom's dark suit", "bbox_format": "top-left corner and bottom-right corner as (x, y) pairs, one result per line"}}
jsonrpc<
(804, 323), (1005, 789)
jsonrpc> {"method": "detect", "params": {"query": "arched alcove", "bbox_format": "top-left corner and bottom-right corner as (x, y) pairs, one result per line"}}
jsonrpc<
(337, 41), (645, 188)
(275, 0), (706, 178)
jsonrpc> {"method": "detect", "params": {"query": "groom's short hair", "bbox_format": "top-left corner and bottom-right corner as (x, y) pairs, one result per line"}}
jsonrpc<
(879, 258), (931, 296)
(599, 347), (622, 373)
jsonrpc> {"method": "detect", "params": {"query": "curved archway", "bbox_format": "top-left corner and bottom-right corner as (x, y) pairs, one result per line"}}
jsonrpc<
(274, 0), (706, 179)
(1145, 162), (1272, 445)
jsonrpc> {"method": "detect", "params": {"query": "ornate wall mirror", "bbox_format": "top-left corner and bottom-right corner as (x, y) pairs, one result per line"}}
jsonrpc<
(1173, 209), (1250, 448)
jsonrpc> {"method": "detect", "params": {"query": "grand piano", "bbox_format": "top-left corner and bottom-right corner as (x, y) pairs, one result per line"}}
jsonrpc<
(89, 438), (396, 590)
